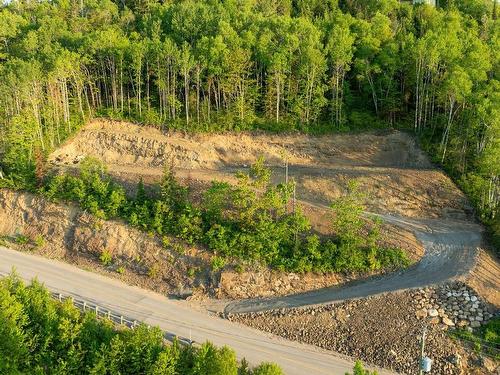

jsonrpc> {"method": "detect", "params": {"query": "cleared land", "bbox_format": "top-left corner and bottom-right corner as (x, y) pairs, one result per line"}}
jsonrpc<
(1, 119), (496, 374)
(50, 119), (469, 220)
(47, 120), (487, 301)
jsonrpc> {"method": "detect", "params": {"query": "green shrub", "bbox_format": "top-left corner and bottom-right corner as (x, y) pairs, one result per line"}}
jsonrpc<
(15, 234), (29, 245)
(451, 317), (500, 360)
(33, 234), (45, 248)
(346, 360), (378, 375)
(211, 256), (226, 272)
(99, 249), (113, 266)
(39, 159), (408, 274)
(252, 362), (284, 375)
(148, 264), (161, 279)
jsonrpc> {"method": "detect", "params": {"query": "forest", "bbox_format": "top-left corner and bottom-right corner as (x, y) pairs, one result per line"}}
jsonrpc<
(0, 0), (498, 246)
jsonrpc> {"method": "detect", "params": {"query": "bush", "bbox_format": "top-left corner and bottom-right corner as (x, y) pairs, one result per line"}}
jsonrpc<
(451, 317), (500, 360)
(33, 234), (45, 249)
(15, 234), (29, 246)
(99, 249), (113, 266)
(211, 256), (227, 272)
(40, 158), (408, 275)
(346, 360), (378, 375)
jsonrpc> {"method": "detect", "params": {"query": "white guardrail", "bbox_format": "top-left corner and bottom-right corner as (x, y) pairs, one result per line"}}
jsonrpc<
(50, 291), (196, 347)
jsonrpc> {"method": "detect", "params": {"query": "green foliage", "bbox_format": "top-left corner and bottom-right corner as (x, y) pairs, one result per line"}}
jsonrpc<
(14, 234), (29, 246)
(330, 181), (409, 273)
(451, 317), (500, 360)
(0, 274), (281, 374)
(99, 249), (113, 266)
(211, 256), (227, 272)
(42, 157), (126, 220)
(345, 360), (378, 375)
(33, 234), (45, 248)
(148, 264), (161, 279)
(0, 0), (497, 253)
(39, 157), (408, 274)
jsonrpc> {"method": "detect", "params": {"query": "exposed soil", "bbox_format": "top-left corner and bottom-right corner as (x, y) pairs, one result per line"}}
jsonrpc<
(0, 189), (385, 299)
(464, 248), (500, 307)
(0, 189), (211, 297)
(227, 285), (499, 375)
(8, 119), (497, 374)
(50, 119), (470, 219)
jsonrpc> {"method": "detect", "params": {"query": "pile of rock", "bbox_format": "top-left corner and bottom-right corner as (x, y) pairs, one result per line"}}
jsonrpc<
(412, 282), (494, 330)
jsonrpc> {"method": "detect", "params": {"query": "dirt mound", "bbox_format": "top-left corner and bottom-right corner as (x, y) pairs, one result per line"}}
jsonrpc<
(51, 119), (431, 169)
(49, 119), (469, 219)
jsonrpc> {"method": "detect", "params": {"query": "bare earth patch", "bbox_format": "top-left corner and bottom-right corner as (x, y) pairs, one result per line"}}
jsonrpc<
(227, 288), (498, 375)
(9, 119), (495, 374)
(50, 119), (469, 219)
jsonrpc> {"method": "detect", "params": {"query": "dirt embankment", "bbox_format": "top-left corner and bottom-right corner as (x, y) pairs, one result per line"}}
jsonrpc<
(0, 189), (209, 296)
(50, 119), (470, 220)
(0, 189), (387, 299)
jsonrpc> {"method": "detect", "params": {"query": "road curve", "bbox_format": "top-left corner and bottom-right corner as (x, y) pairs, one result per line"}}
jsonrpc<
(0, 246), (393, 375)
(224, 214), (483, 314)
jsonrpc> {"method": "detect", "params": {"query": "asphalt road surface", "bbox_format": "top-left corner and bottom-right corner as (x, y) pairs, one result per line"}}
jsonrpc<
(0, 246), (393, 375)
(225, 214), (482, 314)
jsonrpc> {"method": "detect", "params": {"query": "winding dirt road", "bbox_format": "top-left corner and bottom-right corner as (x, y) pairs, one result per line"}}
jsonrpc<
(224, 215), (483, 314)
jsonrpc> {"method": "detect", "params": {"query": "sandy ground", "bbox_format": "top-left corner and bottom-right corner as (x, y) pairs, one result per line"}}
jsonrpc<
(50, 119), (470, 220)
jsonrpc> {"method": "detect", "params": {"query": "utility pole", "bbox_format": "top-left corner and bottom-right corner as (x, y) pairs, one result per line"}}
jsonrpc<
(419, 326), (427, 375)
(419, 325), (432, 373)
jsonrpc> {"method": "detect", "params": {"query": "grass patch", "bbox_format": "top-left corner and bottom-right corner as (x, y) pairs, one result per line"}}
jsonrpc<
(450, 317), (500, 360)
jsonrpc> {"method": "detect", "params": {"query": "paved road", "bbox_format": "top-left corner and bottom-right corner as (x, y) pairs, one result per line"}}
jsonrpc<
(0, 247), (393, 375)
(224, 214), (483, 314)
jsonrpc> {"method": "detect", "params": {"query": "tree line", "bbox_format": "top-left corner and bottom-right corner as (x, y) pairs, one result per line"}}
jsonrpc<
(0, 0), (498, 245)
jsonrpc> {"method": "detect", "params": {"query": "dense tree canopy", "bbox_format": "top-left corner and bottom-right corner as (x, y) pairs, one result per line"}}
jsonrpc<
(0, 0), (498, 245)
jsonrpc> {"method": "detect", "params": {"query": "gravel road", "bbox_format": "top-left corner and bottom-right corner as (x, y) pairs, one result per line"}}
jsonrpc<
(224, 214), (483, 314)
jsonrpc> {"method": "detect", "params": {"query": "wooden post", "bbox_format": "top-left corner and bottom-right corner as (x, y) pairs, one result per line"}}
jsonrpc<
(120, 316), (123, 325)
(83, 301), (86, 311)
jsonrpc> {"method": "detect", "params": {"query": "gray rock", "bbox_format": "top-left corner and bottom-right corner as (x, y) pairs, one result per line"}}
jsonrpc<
(428, 308), (439, 317)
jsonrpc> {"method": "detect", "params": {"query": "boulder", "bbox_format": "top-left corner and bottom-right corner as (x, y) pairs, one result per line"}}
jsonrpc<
(442, 317), (455, 326)
(428, 308), (439, 317)
(416, 308), (428, 319)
